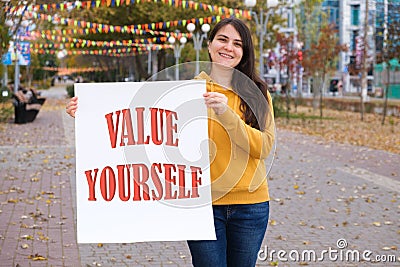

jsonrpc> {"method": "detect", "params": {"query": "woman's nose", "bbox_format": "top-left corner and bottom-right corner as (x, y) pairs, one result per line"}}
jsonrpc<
(224, 42), (234, 51)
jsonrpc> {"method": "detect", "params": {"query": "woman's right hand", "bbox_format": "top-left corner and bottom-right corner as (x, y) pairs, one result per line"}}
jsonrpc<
(66, 96), (78, 118)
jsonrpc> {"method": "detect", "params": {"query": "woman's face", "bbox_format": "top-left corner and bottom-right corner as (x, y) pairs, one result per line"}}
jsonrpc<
(208, 24), (243, 69)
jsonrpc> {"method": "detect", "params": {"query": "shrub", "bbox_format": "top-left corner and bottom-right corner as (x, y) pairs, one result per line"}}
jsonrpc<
(272, 94), (285, 118)
(66, 84), (74, 98)
(0, 86), (12, 103)
(0, 101), (13, 123)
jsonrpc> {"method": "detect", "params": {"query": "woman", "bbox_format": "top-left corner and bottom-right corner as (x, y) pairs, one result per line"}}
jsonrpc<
(66, 17), (275, 267)
(188, 17), (275, 267)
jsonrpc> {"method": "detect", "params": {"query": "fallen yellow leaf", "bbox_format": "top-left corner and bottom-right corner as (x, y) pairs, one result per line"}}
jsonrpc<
(21, 235), (34, 240)
(28, 254), (47, 261)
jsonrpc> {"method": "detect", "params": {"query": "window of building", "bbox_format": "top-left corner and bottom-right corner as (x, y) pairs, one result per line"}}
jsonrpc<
(351, 5), (360, 26)
(350, 30), (359, 51)
(321, 0), (340, 29)
(375, 1), (385, 52)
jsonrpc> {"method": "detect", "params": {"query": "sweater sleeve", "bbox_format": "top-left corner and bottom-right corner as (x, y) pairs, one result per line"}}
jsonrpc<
(215, 93), (275, 160)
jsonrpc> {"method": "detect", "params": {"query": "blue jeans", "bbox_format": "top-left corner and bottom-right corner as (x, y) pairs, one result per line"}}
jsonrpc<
(187, 201), (269, 267)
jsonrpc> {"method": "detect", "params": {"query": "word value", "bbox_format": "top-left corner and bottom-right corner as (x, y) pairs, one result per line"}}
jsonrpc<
(105, 107), (179, 148)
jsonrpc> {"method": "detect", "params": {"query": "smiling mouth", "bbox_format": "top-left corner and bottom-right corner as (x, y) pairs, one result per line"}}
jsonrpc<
(219, 53), (234, 59)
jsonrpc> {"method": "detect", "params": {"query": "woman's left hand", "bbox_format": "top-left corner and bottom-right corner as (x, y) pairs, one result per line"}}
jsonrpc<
(203, 92), (228, 115)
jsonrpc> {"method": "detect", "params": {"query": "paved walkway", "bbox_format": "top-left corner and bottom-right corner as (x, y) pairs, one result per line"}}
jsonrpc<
(0, 85), (399, 266)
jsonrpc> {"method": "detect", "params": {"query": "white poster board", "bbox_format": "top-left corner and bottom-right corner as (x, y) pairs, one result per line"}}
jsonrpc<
(74, 80), (215, 243)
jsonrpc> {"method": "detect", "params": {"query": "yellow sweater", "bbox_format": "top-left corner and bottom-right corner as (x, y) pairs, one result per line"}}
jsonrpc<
(196, 72), (275, 205)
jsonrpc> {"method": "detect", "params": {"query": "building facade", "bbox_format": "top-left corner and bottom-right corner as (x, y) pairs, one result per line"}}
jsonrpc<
(318, 0), (375, 95)
(262, 0), (399, 98)
(323, 0), (399, 98)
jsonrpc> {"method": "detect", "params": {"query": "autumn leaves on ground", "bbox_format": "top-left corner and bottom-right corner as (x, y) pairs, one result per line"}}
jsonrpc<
(275, 105), (400, 155)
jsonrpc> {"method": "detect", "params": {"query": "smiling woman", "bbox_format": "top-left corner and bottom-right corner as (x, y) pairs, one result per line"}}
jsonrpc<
(207, 24), (243, 69)
(186, 17), (276, 267)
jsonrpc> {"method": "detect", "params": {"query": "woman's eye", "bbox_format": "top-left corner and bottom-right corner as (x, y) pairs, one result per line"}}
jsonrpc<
(234, 42), (242, 47)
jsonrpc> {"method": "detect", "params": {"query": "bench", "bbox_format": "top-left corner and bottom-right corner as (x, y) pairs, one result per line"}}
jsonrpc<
(12, 89), (46, 124)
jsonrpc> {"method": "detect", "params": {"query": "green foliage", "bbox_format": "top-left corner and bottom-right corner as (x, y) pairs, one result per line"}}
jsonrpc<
(0, 85), (11, 102)
(66, 84), (74, 98)
(272, 94), (336, 120)
(45, 0), (235, 81)
(2, 0), (299, 83)
(0, 101), (13, 123)
(296, 0), (347, 79)
(272, 94), (285, 118)
(389, 116), (395, 133)
(0, 3), (11, 61)
(288, 113), (334, 120)
(296, 0), (325, 50)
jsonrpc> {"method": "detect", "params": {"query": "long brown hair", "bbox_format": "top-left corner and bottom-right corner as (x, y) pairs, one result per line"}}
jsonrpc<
(208, 17), (270, 131)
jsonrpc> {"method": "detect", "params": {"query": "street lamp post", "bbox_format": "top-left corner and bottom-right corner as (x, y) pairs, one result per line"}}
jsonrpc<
(13, 42), (20, 91)
(244, 0), (279, 78)
(186, 23), (210, 75)
(168, 36), (187, 80)
(57, 49), (67, 83)
(6, 18), (30, 93)
(147, 47), (152, 75)
(44, 60), (49, 87)
(5, 1), (31, 93)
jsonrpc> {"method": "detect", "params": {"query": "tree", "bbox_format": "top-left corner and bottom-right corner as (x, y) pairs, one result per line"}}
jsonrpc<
(3, 0), (244, 83)
(360, 0), (370, 121)
(0, 2), (11, 71)
(376, 0), (400, 125)
(276, 32), (297, 120)
(1, 0), (300, 85)
(40, 0), (242, 81)
(1, 0), (37, 88)
(297, 0), (347, 118)
(296, 0), (325, 114)
(302, 23), (347, 117)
